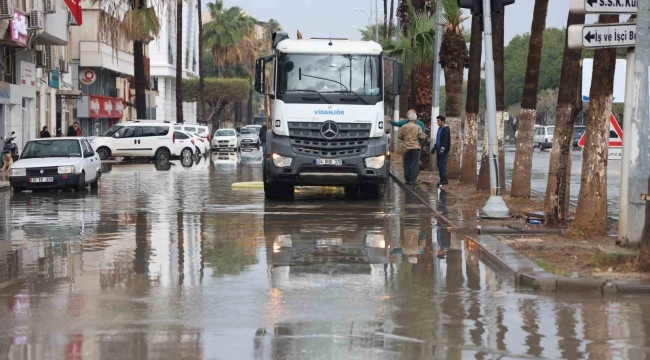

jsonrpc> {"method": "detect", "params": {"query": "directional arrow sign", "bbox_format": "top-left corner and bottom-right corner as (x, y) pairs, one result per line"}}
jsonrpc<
(568, 22), (636, 50)
(570, 0), (638, 14)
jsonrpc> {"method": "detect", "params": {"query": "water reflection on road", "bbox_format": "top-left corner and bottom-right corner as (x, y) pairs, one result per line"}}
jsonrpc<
(0, 153), (649, 359)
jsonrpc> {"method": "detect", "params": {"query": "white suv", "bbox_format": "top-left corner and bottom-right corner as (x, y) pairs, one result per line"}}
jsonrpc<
(91, 121), (179, 163)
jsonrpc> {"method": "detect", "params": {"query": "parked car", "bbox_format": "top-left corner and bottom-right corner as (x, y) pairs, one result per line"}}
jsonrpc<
(185, 132), (206, 156)
(240, 127), (260, 148)
(9, 138), (101, 192)
(174, 124), (211, 144)
(211, 129), (241, 151)
(573, 126), (586, 147)
(192, 132), (210, 154)
(534, 125), (555, 150)
(90, 121), (178, 163)
(244, 124), (262, 132)
(172, 131), (198, 162)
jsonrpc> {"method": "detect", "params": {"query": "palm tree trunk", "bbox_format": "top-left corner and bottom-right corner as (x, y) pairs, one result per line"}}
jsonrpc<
(197, 0), (205, 125)
(544, 12), (585, 226)
(389, 0), (395, 37)
(247, 88), (253, 124)
(384, 0), (388, 38)
(134, 40), (147, 119)
(176, 0), (184, 124)
(477, 11), (505, 191)
(575, 14), (618, 236)
(510, 0), (550, 198)
(460, 15), (482, 185)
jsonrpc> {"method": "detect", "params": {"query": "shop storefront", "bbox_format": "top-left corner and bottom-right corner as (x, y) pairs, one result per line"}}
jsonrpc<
(75, 94), (124, 136)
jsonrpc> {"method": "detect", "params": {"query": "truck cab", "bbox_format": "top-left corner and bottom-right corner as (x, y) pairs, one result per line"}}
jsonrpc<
(255, 32), (403, 200)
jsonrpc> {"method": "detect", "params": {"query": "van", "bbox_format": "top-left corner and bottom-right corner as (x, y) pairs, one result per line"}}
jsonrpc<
(534, 125), (554, 150)
(90, 121), (182, 163)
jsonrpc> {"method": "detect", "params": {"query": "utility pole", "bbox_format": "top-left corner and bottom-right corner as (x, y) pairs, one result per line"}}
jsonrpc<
(619, 45), (636, 242)
(375, 0), (379, 41)
(628, 2), (650, 247)
(481, 0), (510, 218)
(392, 18), (400, 153)
(430, 0), (443, 172)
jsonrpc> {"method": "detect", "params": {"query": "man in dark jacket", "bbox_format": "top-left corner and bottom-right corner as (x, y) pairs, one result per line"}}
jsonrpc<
(40, 126), (51, 138)
(259, 124), (267, 155)
(432, 115), (451, 186)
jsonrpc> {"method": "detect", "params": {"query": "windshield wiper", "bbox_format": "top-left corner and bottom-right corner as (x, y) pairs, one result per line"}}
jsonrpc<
(285, 89), (332, 104)
(321, 90), (369, 105)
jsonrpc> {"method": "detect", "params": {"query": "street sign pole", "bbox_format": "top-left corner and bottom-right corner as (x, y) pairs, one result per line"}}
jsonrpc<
(619, 46), (636, 243)
(430, 0), (442, 172)
(481, 0), (510, 218)
(392, 18), (400, 154)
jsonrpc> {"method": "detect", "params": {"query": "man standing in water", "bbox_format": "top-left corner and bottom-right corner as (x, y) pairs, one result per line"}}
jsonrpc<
(398, 111), (425, 185)
(432, 115), (451, 186)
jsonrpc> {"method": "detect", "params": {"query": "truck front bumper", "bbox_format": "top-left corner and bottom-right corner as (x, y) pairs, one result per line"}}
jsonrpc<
(265, 136), (389, 186)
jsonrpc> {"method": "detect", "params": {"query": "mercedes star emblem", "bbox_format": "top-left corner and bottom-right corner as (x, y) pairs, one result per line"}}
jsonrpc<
(321, 121), (339, 139)
(40, 170), (44, 174)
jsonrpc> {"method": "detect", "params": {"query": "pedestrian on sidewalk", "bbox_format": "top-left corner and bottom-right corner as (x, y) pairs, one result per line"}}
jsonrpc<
(432, 115), (451, 186)
(389, 109), (426, 144)
(398, 111), (425, 185)
(73, 122), (82, 137)
(259, 124), (267, 155)
(40, 126), (51, 138)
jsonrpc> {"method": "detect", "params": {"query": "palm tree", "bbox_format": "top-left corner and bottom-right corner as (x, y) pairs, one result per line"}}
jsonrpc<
(389, 0), (395, 37)
(460, 15), (481, 185)
(543, 13), (585, 226)
(439, 0), (469, 180)
(384, 0), (388, 37)
(574, 15), (619, 235)
(97, 0), (161, 119)
(510, 0), (550, 198)
(176, 0), (183, 124)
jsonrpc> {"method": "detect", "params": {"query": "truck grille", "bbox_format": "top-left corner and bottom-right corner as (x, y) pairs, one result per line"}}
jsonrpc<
(288, 122), (371, 158)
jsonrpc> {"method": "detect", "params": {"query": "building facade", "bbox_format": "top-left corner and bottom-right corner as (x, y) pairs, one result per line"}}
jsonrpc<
(150, 0), (199, 124)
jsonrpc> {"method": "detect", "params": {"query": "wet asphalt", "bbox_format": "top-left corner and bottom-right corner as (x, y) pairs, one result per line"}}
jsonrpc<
(0, 149), (649, 359)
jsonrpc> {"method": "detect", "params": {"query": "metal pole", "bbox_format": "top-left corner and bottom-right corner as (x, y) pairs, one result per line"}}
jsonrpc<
(375, 0), (379, 41)
(628, 2), (650, 247)
(481, 0), (510, 218)
(392, 18), (400, 153)
(430, 0), (443, 171)
(619, 47), (636, 243)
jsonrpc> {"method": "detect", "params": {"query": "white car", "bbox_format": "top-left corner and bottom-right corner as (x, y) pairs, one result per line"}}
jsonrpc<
(91, 121), (179, 163)
(9, 138), (101, 192)
(191, 132), (210, 154)
(212, 129), (241, 151)
(534, 125), (555, 150)
(171, 130), (199, 162)
(240, 127), (260, 148)
(174, 124), (211, 144)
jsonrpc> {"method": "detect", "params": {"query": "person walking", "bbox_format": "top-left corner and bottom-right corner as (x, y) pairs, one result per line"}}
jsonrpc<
(259, 124), (267, 155)
(432, 115), (451, 186)
(398, 111), (425, 185)
(73, 122), (82, 137)
(40, 126), (51, 138)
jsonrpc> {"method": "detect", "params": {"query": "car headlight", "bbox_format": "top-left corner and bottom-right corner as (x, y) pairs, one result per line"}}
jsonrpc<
(272, 153), (292, 168)
(58, 166), (76, 174)
(364, 155), (386, 170)
(10, 168), (26, 177)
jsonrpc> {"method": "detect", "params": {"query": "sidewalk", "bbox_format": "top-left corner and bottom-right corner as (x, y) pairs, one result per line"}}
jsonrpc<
(389, 157), (650, 290)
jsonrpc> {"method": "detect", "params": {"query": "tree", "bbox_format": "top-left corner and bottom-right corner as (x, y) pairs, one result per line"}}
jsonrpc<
(176, 0), (183, 124)
(389, 0), (395, 37)
(384, 0), (389, 38)
(439, 0), (469, 180)
(183, 78), (251, 131)
(544, 13), (585, 226)
(574, 15), (618, 236)
(357, 24), (395, 41)
(96, 0), (162, 119)
(460, 15), (481, 185)
(510, 0), (550, 198)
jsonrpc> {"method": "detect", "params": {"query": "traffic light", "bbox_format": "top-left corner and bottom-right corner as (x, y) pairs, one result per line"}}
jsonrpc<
(457, 0), (483, 16)
(492, 0), (515, 14)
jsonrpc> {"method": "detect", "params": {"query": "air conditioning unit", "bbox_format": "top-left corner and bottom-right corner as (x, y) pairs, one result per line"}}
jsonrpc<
(59, 59), (69, 74)
(0, 0), (13, 19)
(29, 10), (43, 30)
(44, 46), (55, 72)
(35, 50), (45, 68)
(68, 12), (79, 26)
(44, 0), (56, 13)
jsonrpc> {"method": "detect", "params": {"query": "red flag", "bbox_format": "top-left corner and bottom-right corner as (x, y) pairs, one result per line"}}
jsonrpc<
(63, 0), (82, 25)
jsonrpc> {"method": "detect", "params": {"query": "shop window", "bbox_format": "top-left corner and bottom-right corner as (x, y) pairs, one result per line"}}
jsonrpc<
(11, 0), (26, 12)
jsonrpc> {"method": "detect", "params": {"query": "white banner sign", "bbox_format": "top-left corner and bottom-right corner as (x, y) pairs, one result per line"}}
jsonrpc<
(570, 0), (638, 14)
(568, 22), (636, 50)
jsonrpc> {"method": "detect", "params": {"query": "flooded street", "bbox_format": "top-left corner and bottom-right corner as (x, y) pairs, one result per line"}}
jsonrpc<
(1, 151), (649, 359)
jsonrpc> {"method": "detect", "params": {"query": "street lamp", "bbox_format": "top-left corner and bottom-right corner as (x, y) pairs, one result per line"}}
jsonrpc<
(353, 7), (379, 42)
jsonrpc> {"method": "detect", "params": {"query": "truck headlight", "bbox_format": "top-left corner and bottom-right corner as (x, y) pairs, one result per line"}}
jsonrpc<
(364, 155), (386, 170)
(58, 166), (76, 174)
(10, 168), (26, 177)
(272, 153), (292, 168)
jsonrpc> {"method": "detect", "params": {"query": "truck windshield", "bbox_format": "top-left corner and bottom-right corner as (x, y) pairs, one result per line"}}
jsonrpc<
(277, 53), (381, 102)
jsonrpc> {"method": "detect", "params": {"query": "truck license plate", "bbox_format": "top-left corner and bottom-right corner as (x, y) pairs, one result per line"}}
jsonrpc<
(30, 177), (53, 183)
(315, 159), (342, 166)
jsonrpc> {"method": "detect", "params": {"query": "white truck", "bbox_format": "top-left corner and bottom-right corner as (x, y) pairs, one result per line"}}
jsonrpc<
(255, 32), (404, 200)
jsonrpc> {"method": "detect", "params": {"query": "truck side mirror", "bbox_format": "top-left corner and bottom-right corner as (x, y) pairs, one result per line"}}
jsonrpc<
(393, 61), (404, 95)
(254, 58), (265, 94)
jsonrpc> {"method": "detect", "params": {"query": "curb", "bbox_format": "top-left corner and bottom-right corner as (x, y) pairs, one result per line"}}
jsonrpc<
(390, 169), (650, 296)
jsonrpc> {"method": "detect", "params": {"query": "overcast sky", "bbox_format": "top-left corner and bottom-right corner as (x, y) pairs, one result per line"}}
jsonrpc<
(211, 0), (596, 45)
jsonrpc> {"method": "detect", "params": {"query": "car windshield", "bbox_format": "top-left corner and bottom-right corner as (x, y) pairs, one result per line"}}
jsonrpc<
(217, 130), (236, 136)
(241, 128), (256, 135)
(574, 126), (586, 134)
(547, 127), (555, 136)
(103, 125), (122, 137)
(278, 53), (381, 96)
(21, 140), (82, 159)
